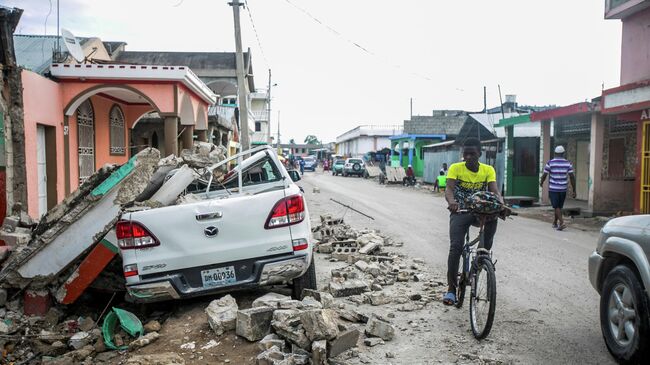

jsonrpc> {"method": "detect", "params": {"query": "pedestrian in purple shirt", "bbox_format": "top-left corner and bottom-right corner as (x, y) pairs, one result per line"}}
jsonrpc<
(540, 145), (576, 231)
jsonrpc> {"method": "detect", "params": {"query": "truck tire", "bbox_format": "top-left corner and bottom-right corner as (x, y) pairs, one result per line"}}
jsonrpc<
(292, 258), (317, 300)
(600, 265), (650, 364)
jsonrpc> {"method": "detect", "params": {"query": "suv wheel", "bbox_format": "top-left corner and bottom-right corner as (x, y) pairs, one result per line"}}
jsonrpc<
(600, 265), (650, 363)
(291, 258), (317, 300)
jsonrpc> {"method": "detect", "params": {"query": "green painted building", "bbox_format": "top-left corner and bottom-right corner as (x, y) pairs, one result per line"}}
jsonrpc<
(496, 115), (541, 199)
(388, 134), (447, 177)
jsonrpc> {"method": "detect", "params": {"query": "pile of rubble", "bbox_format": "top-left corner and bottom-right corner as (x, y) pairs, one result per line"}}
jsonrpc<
(0, 142), (227, 363)
(202, 289), (396, 365)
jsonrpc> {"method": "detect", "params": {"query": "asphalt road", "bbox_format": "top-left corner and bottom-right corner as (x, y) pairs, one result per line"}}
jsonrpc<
(299, 170), (614, 364)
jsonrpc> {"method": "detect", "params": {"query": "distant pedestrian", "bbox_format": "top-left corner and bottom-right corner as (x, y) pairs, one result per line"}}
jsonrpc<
(440, 163), (448, 175)
(540, 145), (576, 231)
(299, 159), (305, 175)
(436, 170), (447, 192)
(403, 164), (415, 186)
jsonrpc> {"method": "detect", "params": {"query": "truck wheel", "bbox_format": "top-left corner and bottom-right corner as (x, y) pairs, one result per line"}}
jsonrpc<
(292, 258), (317, 300)
(600, 265), (650, 364)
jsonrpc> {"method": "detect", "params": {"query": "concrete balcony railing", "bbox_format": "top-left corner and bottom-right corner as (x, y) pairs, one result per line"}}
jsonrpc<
(252, 110), (270, 121)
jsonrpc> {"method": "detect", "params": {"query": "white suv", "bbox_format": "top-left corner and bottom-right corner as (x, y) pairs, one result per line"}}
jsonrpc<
(117, 146), (316, 303)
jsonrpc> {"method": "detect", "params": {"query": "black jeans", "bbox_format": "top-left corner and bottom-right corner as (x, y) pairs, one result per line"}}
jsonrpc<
(447, 213), (498, 292)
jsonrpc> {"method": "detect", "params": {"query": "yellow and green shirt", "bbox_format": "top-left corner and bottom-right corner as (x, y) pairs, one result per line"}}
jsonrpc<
(447, 162), (496, 208)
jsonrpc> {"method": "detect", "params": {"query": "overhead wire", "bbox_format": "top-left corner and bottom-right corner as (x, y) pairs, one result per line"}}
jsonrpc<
(244, 0), (270, 69)
(42, 0), (53, 61)
(282, 0), (437, 83)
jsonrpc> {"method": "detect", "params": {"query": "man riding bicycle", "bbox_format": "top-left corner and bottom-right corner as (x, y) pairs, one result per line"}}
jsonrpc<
(443, 138), (505, 305)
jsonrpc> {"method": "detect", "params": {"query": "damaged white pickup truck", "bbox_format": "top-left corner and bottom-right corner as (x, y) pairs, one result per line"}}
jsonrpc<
(117, 146), (316, 303)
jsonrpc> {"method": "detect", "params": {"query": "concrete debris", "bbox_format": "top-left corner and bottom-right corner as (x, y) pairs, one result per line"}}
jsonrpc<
(329, 279), (369, 298)
(365, 316), (396, 341)
(180, 142), (227, 169)
(205, 294), (239, 336)
(256, 345), (286, 365)
(144, 320), (162, 333)
(237, 306), (275, 341)
(253, 292), (292, 309)
(258, 334), (286, 351)
(311, 339), (327, 365)
(363, 337), (384, 347)
(271, 310), (311, 350)
(68, 331), (91, 350)
(328, 328), (360, 358)
(299, 309), (339, 341)
(129, 331), (160, 350)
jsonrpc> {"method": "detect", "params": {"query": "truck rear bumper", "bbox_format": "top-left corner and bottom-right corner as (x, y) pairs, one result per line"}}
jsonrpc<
(126, 253), (310, 303)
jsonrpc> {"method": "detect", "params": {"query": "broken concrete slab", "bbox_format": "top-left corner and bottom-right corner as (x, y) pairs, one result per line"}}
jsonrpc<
(328, 328), (360, 358)
(256, 345), (286, 365)
(205, 294), (238, 336)
(365, 316), (395, 341)
(236, 306), (275, 341)
(54, 230), (119, 304)
(329, 279), (369, 298)
(311, 339), (327, 365)
(253, 292), (292, 309)
(358, 241), (381, 255)
(299, 309), (339, 341)
(271, 320), (311, 350)
(147, 164), (198, 207)
(5, 149), (160, 286)
(258, 334), (285, 351)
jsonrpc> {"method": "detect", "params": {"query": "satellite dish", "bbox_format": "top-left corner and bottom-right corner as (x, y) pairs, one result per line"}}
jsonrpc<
(61, 28), (85, 63)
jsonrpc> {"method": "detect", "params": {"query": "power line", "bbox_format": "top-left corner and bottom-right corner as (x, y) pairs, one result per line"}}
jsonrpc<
(282, 0), (435, 83)
(42, 0), (53, 61)
(244, 0), (270, 69)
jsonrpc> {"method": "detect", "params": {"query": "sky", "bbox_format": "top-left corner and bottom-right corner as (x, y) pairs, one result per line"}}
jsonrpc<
(6, 0), (622, 143)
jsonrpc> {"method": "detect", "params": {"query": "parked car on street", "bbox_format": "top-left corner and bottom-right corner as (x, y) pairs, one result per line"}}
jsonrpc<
(343, 158), (365, 177)
(303, 156), (317, 171)
(332, 159), (345, 176)
(117, 146), (316, 303)
(589, 215), (650, 363)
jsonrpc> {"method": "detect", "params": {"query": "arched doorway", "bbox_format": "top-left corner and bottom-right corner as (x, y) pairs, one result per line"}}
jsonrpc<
(77, 100), (95, 183)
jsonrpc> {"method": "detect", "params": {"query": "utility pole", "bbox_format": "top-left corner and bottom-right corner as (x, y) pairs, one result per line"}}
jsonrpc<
(229, 0), (250, 151)
(267, 68), (272, 144)
(410, 98), (413, 119)
(276, 111), (281, 154)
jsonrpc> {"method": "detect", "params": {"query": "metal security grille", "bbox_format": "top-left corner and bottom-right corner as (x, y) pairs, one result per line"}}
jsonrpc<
(642, 122), (650, 213)
(77, 100), (95, 184)
(609, 120), (637, 135)
(555, 118), (591, 138)
(109, 105), (126, 155)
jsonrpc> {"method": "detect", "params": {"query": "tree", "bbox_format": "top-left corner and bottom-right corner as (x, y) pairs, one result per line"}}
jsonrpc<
(289, 138), (296, 144)
(304, 135), (321, 145)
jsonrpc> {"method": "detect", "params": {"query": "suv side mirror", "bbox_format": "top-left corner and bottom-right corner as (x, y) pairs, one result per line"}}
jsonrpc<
(288, 170), (301, 182)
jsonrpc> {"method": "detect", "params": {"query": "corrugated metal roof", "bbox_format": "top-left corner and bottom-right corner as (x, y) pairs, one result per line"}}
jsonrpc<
(422, 140), (456, 149)
(403, 114), (468, 136)
(13, 34), (126, 74)
(13, 34), (65, 74)
(468, 112), (522, 138)
(115, 51), (248, 71)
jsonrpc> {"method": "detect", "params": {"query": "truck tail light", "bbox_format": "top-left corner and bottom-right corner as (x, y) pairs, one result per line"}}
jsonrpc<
(292, 238), (309, 251)
(265, 195), (305, 229)
(116, 221), (159, 249)
(123, 264), (139, 278)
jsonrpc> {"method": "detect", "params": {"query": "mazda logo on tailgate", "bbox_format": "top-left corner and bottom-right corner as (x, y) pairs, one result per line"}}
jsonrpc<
(204, 226), (219, 237)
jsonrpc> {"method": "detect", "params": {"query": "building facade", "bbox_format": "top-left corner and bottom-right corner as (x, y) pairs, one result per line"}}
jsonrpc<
(335, 125), (402, 157)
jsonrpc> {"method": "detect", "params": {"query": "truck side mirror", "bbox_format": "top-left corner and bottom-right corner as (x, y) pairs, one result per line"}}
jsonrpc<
(288, 170), (301, 182)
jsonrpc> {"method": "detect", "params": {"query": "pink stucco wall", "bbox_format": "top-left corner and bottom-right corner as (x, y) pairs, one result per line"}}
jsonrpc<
(621, 7), (650, 84)
(21, 74), (209, 218)
(21, 70), (65, 218)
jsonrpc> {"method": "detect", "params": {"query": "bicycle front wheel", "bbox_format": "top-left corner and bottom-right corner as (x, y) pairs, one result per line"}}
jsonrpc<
(469, 256), (496, 339)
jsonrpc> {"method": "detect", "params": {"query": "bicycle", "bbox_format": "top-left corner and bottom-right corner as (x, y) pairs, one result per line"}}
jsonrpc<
(454, 208), (516, 339)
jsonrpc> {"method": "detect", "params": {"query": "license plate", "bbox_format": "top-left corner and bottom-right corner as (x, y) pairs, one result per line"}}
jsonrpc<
(201, 266), (237, 288)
